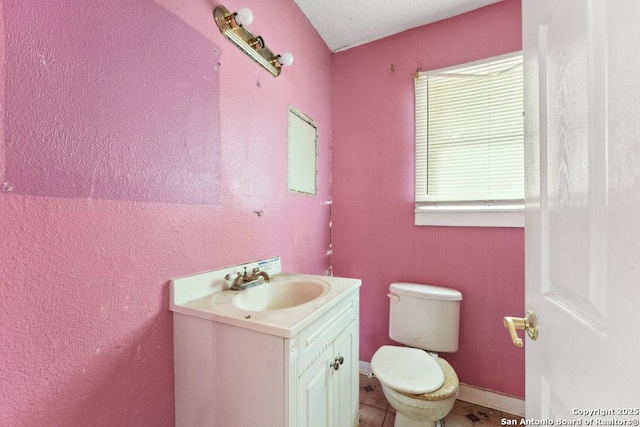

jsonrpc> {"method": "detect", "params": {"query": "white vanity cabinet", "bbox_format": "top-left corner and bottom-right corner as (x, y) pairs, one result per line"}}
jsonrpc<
(172, 283), (360, 427)
(295, 293), (359, 427)
(297, 318), (358, 427)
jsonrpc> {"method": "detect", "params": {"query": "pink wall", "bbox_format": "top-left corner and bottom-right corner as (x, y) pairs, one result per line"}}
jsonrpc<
(1, 0), (526, 422)
(0, 0), (332, 425)
(331, 0), (526, 398)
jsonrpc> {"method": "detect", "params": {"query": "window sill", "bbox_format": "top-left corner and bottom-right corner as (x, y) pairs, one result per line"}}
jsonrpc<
(414, 204), (524, 228)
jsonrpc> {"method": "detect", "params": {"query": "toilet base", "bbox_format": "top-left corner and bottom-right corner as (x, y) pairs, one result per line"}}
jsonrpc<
(395, 411), (441, 427)
(381, 383), (456, 427)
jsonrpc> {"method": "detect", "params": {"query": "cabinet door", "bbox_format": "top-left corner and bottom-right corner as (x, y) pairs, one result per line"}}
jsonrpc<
(333, 321), (359, 427)
(298, 345), (334, 427)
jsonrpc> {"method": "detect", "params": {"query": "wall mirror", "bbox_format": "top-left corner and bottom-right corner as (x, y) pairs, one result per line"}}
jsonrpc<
(288, 106), (317, 195)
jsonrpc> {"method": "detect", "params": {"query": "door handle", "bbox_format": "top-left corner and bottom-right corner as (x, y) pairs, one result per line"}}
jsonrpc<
(503, 310), (538, 347)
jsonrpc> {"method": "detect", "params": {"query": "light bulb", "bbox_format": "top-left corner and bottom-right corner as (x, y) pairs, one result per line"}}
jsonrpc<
(279, 52), (294, 67)
(235, 7), (253, 26)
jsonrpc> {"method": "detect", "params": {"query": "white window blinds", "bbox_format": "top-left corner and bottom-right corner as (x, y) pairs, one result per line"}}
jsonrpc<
(415, 53), (524, 206)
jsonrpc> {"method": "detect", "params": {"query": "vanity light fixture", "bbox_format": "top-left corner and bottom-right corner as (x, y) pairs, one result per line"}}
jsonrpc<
(214, 5), (294, 77)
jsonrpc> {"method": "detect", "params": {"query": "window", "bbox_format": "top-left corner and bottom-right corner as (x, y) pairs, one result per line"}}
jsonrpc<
(414, 53), (524, 227)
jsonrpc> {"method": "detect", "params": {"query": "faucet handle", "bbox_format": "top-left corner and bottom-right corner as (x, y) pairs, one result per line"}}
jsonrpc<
(225, 271), (243, 281)
(252, 267), (260, 273)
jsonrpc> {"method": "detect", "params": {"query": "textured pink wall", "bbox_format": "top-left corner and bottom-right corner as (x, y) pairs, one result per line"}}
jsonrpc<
(331, 0), (526, 398)
(0, 0), (332, 425)
(4, 0), (222, 204)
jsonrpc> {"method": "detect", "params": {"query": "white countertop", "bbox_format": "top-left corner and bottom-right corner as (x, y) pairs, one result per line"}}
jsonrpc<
(171, 272), (361, 338)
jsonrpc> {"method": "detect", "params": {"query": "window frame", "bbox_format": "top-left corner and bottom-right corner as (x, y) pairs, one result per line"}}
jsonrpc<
(414, 52), (524, 228)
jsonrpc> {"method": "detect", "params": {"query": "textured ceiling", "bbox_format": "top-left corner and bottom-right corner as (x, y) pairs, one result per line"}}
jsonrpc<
(293, 0), (503, 52)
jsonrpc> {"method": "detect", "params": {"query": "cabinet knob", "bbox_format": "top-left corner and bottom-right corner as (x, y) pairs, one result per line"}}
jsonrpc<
(330, 357), (341, 371)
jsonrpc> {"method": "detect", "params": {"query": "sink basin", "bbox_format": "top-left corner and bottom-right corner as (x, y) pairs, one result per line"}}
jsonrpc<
(233, 277), (329, 311)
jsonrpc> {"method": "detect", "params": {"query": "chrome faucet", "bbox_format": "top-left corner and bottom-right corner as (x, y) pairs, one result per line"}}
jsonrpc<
(225, 266), (271, 290)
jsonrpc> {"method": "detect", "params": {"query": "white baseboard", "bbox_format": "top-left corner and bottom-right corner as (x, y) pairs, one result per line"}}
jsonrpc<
(358, 360), (524, 417)
(359, 360), (373, 377)
(458, 383), (525, 417)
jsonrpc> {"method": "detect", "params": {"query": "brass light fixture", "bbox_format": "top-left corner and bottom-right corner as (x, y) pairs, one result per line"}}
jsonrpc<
(214, 5), (294, 77)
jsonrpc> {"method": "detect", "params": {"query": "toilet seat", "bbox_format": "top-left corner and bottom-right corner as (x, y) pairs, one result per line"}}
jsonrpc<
(371, 346), (445, 394)
(395, 356), (459, 401)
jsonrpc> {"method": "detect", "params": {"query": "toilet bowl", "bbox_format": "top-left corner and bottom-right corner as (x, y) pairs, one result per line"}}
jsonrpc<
(372, 283), (463, 427)
(372, 346), (459, 427)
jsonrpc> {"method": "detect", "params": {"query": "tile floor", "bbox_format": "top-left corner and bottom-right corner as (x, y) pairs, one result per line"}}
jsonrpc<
(359, 374), (523, 427)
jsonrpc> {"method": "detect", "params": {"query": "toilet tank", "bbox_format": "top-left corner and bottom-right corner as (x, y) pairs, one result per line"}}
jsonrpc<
(388, 282), (462, 353)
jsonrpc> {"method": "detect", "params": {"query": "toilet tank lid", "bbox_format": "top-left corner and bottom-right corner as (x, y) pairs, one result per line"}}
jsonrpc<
(389, 282), (462, 301)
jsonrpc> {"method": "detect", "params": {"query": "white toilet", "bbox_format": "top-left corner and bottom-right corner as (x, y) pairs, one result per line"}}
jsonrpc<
(370, 282), (463, 427)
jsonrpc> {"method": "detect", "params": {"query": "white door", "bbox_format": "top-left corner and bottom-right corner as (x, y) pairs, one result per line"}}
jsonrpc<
(522, 0), (640, 420)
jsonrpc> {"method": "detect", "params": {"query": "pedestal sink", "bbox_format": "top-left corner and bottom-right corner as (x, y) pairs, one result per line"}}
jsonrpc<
(233, 277), (328, 311)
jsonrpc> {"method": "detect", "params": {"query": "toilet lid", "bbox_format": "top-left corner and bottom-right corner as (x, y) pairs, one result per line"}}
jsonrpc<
(370, 346), (445, 394)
